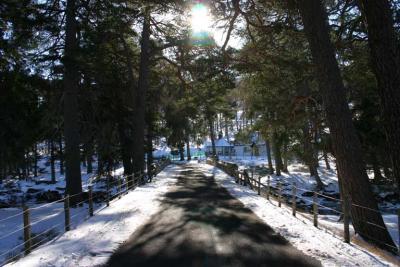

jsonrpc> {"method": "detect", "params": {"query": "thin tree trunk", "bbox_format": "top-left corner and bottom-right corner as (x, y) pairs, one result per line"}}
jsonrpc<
(208, 118), (217, 157)
(86, 142), (93, 174)
(282, 140), (289, 173)
(63, 0), (82, 201)
(58, 136), (64, 175)
(179, 143), (185, 161)
(358, 0), (400, 195)
(33, 143), (38, 177)
(224, 117), (229, 139)
(266, 139), (274, 174)
(323, 150), (331, 170)
(296, 0), (395, 250)
(50, 139), (56, 183)
(133, 7), (151, 175)
(272, 131), (283, 176)
(146, 132), (153, 181)
(186, 136), (191, 161)
(303, 124), (324, 189)
(119, 36), (137, 182)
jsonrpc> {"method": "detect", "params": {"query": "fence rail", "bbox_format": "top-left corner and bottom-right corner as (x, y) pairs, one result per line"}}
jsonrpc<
(0, 158), (171, 266)
(208, 159), (400, 255)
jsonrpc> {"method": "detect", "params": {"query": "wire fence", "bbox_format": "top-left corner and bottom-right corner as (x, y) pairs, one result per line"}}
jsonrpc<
(212, 159), (400, 255)
(0, 158), (171, 266)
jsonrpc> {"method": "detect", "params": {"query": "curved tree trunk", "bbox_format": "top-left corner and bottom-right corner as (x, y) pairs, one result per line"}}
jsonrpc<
(323, 150), (331, 170)
(303, 124), (324, 190)
(296, 0), (395, 250)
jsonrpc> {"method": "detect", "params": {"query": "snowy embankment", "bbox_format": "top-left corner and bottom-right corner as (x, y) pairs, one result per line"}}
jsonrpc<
(197, 163), (399, 267)
(4, 165), (178, 267)
(218, 156), (399, 248)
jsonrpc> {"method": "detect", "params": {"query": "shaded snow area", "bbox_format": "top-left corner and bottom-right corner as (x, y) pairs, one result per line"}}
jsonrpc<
(0, 155), (102, 208)
(3, 165), (178, 267)
(197, 163), (399, 267)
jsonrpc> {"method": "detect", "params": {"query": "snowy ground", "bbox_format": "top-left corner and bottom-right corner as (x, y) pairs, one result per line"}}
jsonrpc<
(2, 165), (178, 267)
(197, 163), (399, 267)
(218, 156), (399, 248)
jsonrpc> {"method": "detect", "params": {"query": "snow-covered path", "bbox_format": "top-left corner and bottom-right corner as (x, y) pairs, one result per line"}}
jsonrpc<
(107, 163), (320, 267)
(5, 165), (179, 267)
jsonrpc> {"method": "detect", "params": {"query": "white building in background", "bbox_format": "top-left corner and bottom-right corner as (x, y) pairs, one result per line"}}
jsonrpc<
(204, 138), (233, 156)
(204, 137), (268, 158)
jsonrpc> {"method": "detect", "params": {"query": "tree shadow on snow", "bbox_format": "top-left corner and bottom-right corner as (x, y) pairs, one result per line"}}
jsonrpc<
(106, 165), (321, 267)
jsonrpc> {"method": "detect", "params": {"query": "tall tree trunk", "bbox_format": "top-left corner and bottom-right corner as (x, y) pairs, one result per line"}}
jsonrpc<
(224, 117), (229, 139)
(118, 123), (133, 178)
(58, 135), (64, 175)
(33, 143), (38, 177)
(146, 132), (153, 181)
(179, 143), (185, 161)
(63, 0), (82, 201)
(282, 140), (289, 173)
(86, 142), (93, 174)
(208, 118), (217, 157)
(296, 0), (395, 250)
(358, 0), (400, 195)
(265, 139), (274, 174)
(50, 139), (56, 183)
(119, 36), (137, 183)
(186, 136), (191, 161)
(133, 7), (151, 176)
(272, 131), (283, 176)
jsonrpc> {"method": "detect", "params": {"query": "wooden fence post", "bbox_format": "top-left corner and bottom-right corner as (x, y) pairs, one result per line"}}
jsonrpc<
(266, 176), (270, 200)
(313, 192), (318, 228)
(64, 194), (70, 232)
(258, 176), (261, 195)
(343, 195), (351, 243)
(23, 205), (31, 255)
(88, 186), (93, 217)
(292, 183), (297, 217)
(278, 182), (282, 207)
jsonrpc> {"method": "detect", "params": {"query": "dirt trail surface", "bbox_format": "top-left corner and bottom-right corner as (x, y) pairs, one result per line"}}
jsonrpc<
(107, 163), (321, 267)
